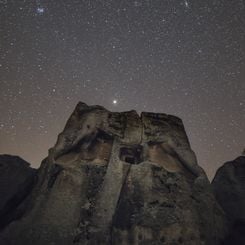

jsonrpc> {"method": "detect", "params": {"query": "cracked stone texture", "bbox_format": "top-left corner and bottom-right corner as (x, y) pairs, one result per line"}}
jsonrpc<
(0, 102), (227, 245)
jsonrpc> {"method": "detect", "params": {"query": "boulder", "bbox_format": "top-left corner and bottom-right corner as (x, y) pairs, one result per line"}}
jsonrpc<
(212, 156), (245, 244)
(0, 155), (37, 229)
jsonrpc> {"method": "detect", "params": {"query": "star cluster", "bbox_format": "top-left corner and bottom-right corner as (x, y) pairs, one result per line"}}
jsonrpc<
(0, 0), (244, 178)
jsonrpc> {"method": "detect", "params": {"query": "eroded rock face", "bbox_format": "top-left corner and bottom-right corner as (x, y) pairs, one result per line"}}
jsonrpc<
(0, 155), (37, 230)
(0, 102), (227, 245)
(212, 156), (245, 245)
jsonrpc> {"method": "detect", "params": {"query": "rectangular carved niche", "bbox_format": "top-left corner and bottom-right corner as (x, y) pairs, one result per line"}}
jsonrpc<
(119, 145), (143, 164)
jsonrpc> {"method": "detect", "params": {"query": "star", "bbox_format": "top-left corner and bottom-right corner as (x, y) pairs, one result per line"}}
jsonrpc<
(113, 100), (118, 105)
(133, 1), (142, 7)
(37, 7), (45, 14)
(184, 0), (189, 8)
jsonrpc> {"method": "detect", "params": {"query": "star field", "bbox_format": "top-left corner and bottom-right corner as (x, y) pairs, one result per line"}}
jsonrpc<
(0, 0), (244, 178)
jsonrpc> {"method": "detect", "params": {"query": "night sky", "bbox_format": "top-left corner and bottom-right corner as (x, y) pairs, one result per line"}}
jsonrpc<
(0, 0), (244, 179)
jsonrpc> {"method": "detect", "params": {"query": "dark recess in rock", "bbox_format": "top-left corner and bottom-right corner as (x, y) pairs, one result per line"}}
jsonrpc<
(47, 164), (63, 189)
(119, 145), (143, 164)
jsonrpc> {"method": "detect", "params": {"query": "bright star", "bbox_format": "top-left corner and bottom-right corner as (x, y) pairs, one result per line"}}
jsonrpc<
(113, 99), (117, 105)
(37, 7), (45, 14)
(184, 0), (189, 8)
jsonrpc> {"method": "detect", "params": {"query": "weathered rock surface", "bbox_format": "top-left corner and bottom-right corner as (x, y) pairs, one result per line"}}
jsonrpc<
(212, 155), (245, 245)
(0, 155), (37, 229)
(0, 102), (227, 245)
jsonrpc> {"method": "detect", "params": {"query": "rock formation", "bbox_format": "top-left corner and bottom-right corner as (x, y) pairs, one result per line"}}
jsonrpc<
(0, 102), (227, 245)
(212, 155), (245, 245)
(0, 155), (37, 229)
